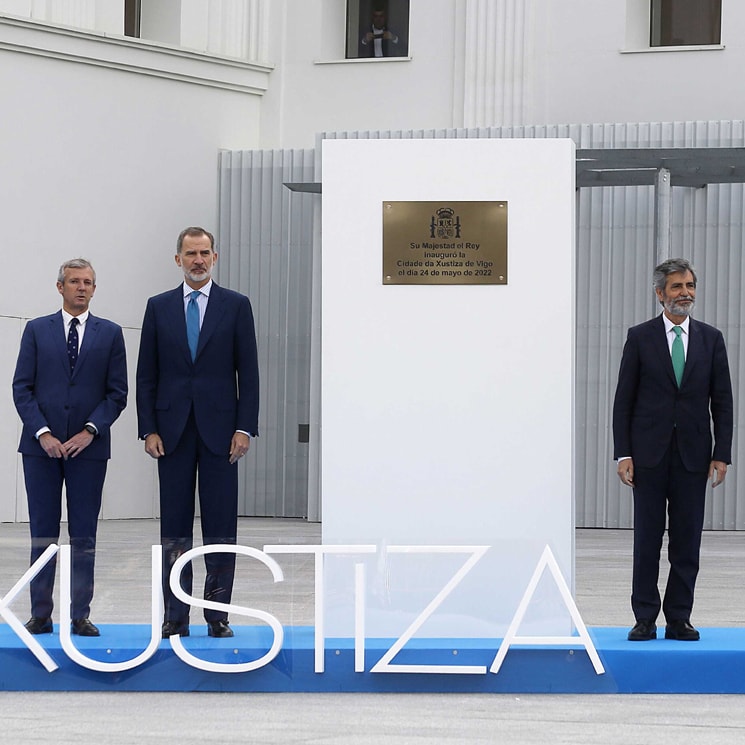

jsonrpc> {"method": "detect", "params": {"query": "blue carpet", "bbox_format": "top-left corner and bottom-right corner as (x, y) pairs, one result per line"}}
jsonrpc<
(1, 624), (743, 692)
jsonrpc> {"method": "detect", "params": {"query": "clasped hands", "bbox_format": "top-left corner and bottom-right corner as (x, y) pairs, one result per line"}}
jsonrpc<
(39, 429), (94, 459)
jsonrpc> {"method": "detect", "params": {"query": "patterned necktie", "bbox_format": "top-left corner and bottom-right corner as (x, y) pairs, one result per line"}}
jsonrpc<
(672, 325), (685, 387)
(186, 290), (200, 361)
(67, 317), (79, 371)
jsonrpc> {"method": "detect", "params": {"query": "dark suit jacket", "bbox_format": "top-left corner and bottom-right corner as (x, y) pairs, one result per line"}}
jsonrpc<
(613, 315), (733, 472)
(13, 312), (128, 459)
(359, 26), (401, 57)
(135, 283), (259, 456)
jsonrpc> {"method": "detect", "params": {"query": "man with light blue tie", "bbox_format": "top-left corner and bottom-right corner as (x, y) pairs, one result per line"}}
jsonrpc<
(136, 227), (259, 639)
(613, 258), (733, 643)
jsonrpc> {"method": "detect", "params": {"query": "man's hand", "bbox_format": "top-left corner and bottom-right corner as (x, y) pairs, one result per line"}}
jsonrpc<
(709, 460), (728, 488)
(617, 457), (634, 487)
(62, 429), (95, 459)
(229, 432), (250, 464)
(144, 433), (165, 459)
(39, 432), (66, 459)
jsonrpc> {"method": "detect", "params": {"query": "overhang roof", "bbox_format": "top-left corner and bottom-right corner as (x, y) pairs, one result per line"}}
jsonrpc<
(286, 147), (745, 192)
(576, 147), (745, 188)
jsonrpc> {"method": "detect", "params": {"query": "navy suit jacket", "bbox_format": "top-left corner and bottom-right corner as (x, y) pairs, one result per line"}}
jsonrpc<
(13, 312), (128, 460)
(613, 314), (733, 472)
(135, 283), (259, 456)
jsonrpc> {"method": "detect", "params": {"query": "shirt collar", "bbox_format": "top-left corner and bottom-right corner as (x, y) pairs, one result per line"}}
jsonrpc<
(661, 312), (690, 334)
(183, 280), (212, 299)
(62, 309), (89, 327)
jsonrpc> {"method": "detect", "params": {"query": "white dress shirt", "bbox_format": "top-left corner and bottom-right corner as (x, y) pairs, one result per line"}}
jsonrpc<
(62, 308), (90, 347)
(182, 280), (211, 328)
(661, 312), (690, 359)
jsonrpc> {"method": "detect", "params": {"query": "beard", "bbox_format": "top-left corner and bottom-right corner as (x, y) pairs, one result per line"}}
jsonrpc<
(663, 296), (695, 317)
(183, 266), (212, 284)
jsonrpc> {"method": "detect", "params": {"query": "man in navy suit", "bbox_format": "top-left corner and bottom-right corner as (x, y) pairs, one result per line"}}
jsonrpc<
(12, 258), (128, 637)
(136, 226), (259, 639)
(613, 258), (733, 642)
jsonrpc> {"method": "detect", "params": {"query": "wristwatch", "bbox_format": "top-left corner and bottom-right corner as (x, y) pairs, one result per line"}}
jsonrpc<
(84, 424), (97, 436)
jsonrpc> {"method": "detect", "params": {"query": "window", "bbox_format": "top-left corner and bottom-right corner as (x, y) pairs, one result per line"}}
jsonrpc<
(124, 0), (141, 38)
(650, 0), (721, 47)
(346, 0), (410, 59)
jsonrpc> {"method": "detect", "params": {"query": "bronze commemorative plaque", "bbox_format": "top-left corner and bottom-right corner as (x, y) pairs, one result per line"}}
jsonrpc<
(382, 201), (507, 285)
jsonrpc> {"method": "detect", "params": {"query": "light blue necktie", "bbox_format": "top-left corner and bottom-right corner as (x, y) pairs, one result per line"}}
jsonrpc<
(186, 290), (200, 361)
(672, 326), (685, 387)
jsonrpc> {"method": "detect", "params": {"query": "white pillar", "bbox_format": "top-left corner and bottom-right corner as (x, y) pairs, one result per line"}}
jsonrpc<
(182, 0), (267, 60)
(31, 0), (96, 30)
(458, 0), (533, 128)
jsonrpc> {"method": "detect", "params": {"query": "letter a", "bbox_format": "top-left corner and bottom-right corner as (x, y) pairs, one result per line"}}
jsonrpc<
(489, 545), (604, 675)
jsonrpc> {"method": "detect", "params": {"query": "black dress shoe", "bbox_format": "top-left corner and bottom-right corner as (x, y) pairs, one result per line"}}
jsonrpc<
(665, 619), (700, 641)
(207, 620), (234, 638)
(24, 617), (53, 635)
(72, 618), (100, 637)
(627, 619), (657, 641)
(162, 620), (190, 638)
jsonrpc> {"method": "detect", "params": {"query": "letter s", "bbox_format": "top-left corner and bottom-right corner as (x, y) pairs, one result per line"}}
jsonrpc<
(169, 545), (284, 673)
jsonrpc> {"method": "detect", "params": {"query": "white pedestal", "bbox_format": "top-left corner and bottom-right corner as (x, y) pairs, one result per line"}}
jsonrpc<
(321, 138), (576, 638)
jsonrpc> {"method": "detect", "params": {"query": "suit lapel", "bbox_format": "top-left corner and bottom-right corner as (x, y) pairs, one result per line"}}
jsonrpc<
(680, 318), (700, 387)
(651, 315), (678, 387)
(49, 312), (71, 378)
(73, 314), (97, 376)
(196, 283), (226, 359)
(164, 287), (192, 364)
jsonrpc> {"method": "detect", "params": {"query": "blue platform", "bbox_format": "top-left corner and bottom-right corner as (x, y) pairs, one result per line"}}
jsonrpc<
(2, 624), (744, 693)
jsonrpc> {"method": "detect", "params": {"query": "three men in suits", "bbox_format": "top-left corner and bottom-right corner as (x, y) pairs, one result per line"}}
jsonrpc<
(613, 258), (733, 642)
(12, 259), (128, 636)
(136, 226), (259, 639)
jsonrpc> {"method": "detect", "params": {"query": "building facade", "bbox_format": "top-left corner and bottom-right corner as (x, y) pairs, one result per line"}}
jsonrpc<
(1, 0), (743, 527)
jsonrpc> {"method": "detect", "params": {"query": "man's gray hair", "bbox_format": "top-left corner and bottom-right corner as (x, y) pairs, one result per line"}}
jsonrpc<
(653, 258), (697, 292)
(57, 258), (96, 284)
(176, 226), (215, 253)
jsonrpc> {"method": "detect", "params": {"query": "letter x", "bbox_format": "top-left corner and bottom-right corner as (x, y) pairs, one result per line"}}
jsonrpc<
(0, 545), (60, 672)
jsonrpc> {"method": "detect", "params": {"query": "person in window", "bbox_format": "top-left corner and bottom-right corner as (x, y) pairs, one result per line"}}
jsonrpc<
(360, 7), (400, 57)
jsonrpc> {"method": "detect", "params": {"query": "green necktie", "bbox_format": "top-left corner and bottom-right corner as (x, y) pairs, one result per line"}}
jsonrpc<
(672, 326), (685, 387)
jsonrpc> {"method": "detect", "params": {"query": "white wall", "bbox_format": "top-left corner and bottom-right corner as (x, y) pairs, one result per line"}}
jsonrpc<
(7, 2), (745, 151)
(0, 21), (264, 521)
(141, 0), (182, 46)
(260, 0), (745, 148)
(0, 0), (121, 32)
(531, 0), (743, 127)
(259, 0), (460, 149)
